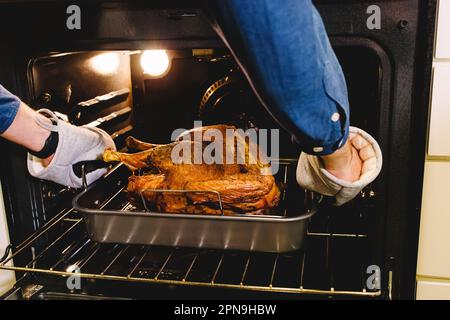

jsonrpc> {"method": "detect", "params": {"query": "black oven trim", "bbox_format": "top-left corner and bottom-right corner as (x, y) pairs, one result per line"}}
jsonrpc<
(332, 35), (392, 297)
(400, 0), (437, 299)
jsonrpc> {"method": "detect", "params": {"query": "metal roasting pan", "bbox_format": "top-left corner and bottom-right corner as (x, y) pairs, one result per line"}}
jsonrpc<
(73, 159), (319, 253)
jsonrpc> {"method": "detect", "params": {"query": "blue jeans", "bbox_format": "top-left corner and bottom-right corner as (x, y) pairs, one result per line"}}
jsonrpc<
(206, 0), (350, 155)
(0, 84), (20, 134)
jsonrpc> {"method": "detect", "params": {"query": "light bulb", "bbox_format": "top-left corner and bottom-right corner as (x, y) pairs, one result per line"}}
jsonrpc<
(140, 50), (170, 77)
(90, 52), (120, 75)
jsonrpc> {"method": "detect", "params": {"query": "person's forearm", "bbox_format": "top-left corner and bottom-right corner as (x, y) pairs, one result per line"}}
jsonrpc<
(1, 102), (54, 165)
(1, 102), (50, 151)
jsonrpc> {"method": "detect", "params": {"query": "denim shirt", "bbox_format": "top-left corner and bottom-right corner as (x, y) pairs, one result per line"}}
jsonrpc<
(206, 0), (350, 155)
(0, 84), (20, 134)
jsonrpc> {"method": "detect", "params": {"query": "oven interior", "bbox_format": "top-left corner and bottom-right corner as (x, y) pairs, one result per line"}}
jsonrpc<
(1, 45), (384, 299)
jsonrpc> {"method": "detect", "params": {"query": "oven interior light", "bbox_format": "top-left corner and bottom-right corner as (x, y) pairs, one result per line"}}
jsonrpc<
(140, 50), (170, 76)
(90, 52), (120, 75)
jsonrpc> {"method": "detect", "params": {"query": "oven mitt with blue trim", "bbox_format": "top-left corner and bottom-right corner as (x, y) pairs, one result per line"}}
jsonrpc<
(296, 126), (382, 206)
(27, 109), (116, 188)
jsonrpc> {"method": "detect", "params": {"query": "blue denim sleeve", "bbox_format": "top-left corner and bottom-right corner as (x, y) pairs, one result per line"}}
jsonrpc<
(0, 84), (21, 134)
(205, 0), (350, 155)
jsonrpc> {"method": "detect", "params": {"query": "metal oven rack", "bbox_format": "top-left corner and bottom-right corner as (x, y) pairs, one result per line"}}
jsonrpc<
(0, 199), (381, 298)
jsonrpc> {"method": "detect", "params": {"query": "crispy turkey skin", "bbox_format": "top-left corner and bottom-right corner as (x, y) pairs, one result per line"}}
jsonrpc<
(103, 125), (280, 215)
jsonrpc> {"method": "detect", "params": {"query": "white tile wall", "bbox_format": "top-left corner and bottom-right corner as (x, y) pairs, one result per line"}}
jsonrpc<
(417, 161), (450, 278)
(417, 280), (450, 300)
(428, 64), (450, 156)
(417, 0), (450, 299)
(435, 0), (450, 59)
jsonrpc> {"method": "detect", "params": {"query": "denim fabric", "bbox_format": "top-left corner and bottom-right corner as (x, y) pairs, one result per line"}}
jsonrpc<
(205, 0), (350, 155)
(0, 84), (20, 134)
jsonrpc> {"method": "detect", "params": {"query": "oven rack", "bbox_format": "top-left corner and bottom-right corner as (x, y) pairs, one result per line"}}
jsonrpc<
(0, 206), (381, 298)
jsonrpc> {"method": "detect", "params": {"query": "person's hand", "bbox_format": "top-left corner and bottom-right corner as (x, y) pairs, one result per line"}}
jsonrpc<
(27, 109), (115, 188)
(320, 135), (362, 182)
(296, 126), (382, 206)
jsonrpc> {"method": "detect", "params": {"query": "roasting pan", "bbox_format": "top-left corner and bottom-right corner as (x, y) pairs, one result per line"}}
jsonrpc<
(73, 159), (319, 253)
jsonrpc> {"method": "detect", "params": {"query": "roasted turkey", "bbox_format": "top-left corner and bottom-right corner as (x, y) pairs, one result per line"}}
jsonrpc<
(103, 125), (280, 215)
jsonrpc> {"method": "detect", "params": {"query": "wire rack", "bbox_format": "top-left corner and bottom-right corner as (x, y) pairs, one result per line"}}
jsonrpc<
(0, 200), (381, 298)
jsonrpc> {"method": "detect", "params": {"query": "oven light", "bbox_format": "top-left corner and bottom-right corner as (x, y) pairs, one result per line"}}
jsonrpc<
(140, 50), (170, 77)
(90, 52), (120, 75)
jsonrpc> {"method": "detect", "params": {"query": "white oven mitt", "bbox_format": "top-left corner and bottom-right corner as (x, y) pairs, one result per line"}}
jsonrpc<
(297, 126), (382, 206)
(27, 109), (116, 188)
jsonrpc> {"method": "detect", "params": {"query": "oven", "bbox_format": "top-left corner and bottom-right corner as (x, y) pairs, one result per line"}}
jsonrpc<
(0, 0), (436, 300)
